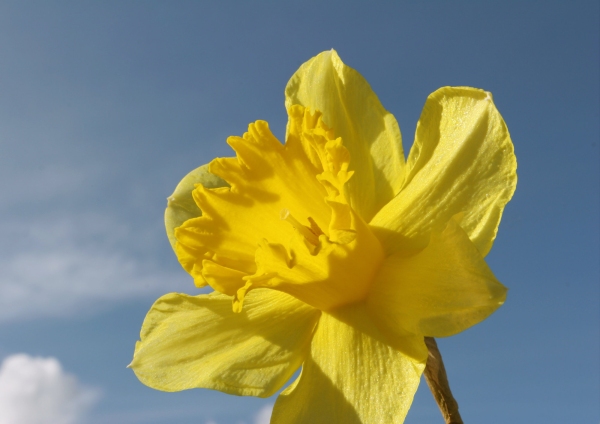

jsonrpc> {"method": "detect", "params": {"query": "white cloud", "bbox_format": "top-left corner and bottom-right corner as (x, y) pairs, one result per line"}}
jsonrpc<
(254, 404), (273, 424)
(0, 354), (100, 424)
(0, 247), (177, 322)
(0, 111), (198, 324)
(0, 215), (194, 323)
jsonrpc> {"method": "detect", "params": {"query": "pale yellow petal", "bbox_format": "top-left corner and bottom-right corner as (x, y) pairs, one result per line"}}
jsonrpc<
(130, 289), (320, 397)
(271, 304), (425, 424)
(285, 50), (406, 222)
(370, 87), (517, 256)
(165, 164), (227, 251)
(367, 219), (507, 338)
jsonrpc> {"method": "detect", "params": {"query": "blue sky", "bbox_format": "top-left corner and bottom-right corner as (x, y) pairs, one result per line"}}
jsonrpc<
(0, 1), (597, 423)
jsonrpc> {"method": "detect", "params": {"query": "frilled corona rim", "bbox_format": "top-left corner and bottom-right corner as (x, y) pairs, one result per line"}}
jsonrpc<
(174, 105), (385, 312)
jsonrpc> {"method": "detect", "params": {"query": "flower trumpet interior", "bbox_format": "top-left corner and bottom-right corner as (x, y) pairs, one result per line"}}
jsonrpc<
(175, 105), (385, 312)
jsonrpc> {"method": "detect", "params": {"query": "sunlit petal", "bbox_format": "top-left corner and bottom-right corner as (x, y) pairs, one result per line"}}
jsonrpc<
(286, 50), (406, 222)
(370, 87), (517, 256)
(131, 289), (320, 397)
(271, 304), (426, 424)
(367, 219), (507, 338)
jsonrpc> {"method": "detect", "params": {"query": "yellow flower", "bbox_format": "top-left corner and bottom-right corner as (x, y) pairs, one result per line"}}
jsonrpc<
(130, 50), (517, 423)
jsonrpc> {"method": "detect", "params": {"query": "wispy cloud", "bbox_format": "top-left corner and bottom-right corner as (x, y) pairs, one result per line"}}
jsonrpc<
(0, 354), (100, 424)
(0, 214), (193, 323)
(0, 82), (200, 324)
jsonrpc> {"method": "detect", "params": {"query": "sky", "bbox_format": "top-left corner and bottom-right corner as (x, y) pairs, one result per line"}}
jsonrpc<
(0, 1), (597, 423)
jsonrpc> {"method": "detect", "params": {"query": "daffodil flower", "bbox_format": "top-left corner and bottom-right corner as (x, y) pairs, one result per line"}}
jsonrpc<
(130, 50), (517, 423)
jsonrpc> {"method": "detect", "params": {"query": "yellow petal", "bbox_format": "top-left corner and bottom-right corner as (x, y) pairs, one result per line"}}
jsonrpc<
(165, 164), (228, 251)
(367, 219), (507, 338)
(285, 50), (406, 222)
(370, 87), (517, 256)
(130, 289), (320, 397)
(271, 304), (425, 424)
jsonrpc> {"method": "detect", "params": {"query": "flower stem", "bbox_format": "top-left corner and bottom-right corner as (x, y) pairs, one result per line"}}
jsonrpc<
(423, 337), (464, 424)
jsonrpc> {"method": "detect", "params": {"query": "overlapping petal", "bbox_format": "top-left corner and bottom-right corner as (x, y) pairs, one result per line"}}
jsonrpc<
(367, 219), (507, 338)
(285, 50), (406, 222)
(271, 304), (426, 424)
(370, 87), (517, 256)
(130, 289), (320, 397)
